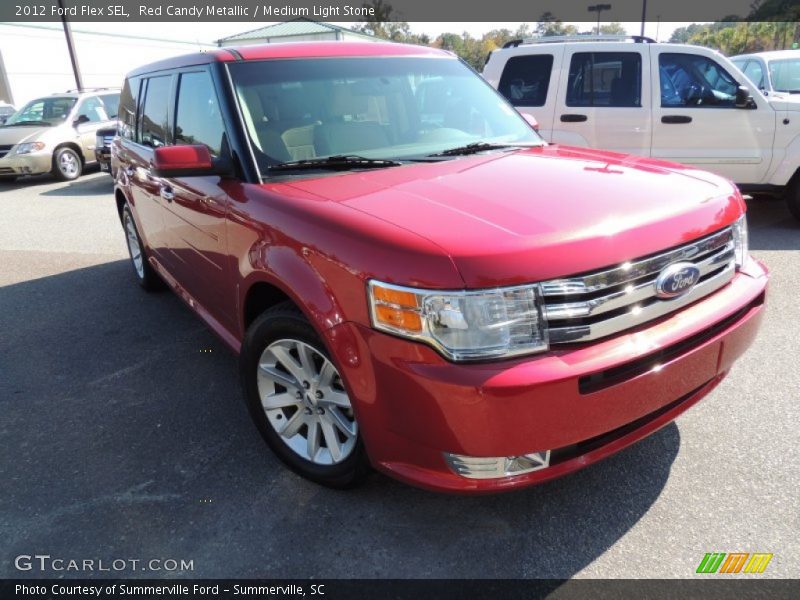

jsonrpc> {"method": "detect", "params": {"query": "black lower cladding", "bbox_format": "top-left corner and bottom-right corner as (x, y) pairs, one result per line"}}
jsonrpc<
(578, 292), (765, 395)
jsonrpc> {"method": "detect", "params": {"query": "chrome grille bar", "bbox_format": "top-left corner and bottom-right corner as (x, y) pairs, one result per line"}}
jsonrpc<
(541, 228), (733, 297)
(542, 227), (736, 344)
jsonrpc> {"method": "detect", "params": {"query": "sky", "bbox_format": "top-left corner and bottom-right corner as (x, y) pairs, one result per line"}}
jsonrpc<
(45, 20), (685, 44)
(0, 20), (688, 105)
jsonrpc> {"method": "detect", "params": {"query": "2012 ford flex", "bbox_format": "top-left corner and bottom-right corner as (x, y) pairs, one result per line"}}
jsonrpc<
(114, 42), (768, 493)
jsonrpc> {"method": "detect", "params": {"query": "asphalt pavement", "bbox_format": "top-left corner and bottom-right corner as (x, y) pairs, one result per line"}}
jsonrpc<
(0, 171), (798, 579)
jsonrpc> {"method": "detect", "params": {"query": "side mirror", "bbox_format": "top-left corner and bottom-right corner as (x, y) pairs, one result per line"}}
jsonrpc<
(519, 112), (540, 132)
(152, 145), (223, 178)
(73, 114), (90, 127)
(735, 85), (756, 109)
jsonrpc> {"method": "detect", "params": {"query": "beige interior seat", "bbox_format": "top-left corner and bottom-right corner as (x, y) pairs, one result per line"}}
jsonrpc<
(314, 85), (390, 156)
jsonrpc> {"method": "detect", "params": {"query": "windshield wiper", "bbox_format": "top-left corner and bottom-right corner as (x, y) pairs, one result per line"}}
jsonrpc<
(268, 155), (403, 172)
(428, 142), (538, 157)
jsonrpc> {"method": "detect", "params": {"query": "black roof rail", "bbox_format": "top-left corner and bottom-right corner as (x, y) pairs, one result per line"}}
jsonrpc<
(501, 35), (656, 48)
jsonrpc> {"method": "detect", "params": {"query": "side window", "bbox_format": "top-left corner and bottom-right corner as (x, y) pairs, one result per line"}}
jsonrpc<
(75, 97), (107, 123)
(119, 77), (140, 140)
(98, 93), (120, 119)
(497, 55), (554, 107)
(174, 71), (226, 156)
(140, 75), (171, 148)
(659, 53), (739, 108)
(743, 61), (765, 90)
(566, 52), (642, 107)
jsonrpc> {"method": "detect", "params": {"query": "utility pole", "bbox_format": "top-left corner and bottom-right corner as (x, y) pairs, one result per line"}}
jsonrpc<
(640, 0), (647, 37)
(588, 4), (612, 36)
(57, 0), (83, 91)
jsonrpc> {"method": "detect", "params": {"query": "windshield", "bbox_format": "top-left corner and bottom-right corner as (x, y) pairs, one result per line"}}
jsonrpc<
(228, 56), (542, 175)
(4, 96), (76, 126)
(769, 58), (800, 93)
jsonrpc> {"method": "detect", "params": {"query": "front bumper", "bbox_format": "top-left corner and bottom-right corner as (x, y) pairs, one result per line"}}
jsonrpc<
(95, 148), (111, 172)
(0, 150), (52, 176)
(324, 259), (768, 494)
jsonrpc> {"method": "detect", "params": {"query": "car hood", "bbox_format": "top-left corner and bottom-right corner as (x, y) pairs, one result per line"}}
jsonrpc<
(275, 145), (743, 287)
(766, 95), (800, 110)
(0, 125), (51, 146)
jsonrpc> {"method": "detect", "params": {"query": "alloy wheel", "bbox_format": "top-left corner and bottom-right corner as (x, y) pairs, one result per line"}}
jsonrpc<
(256, 339), (357, 465)
(124, 212), (144, 279)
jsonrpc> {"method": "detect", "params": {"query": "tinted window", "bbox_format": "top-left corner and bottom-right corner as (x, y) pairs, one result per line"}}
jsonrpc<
(174, 71), (226, 156)
(119, 77), (140, 140)
(659, 53), (738, 107)
(742, 61), (765, 90)
(140, 76), (171, 148)
(567, 52), (642, 107)
(98, 93), (120, 119)
(497, 55), (554, 107)
(75, 97), (107, 123)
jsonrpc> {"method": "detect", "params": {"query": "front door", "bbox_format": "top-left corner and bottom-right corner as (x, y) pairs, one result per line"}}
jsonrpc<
(649, 48), (776, 184)
(72, 96), (115, 160)
(160, 69), (235, 333)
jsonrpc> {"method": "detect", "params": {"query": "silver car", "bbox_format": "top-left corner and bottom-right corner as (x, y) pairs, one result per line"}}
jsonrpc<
(0, 89), (119, 182)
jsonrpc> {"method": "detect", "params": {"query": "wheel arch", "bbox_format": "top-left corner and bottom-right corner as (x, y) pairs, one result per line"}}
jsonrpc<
(52, 141), (85, 164)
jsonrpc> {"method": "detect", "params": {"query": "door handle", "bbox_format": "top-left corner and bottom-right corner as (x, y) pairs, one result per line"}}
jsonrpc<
(160, 184), (174, 202)
(661, 115), (693, 124)
(560, 114), (588, 123)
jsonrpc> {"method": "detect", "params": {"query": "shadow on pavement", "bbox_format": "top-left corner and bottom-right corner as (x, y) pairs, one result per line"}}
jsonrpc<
(0, 259), (680, 579)
(39, 172), (112, 197)
(746, 195), (799, 251)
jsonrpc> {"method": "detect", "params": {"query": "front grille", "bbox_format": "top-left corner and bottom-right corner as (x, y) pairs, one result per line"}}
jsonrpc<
(541, 227), (736, 344)
(0, 144), (12, 159)
(102, 135), (114, 146)
(0, 167), (14, 174)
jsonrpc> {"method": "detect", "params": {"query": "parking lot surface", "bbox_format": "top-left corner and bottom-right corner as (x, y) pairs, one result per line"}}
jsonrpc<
(1, 171), (798, 578)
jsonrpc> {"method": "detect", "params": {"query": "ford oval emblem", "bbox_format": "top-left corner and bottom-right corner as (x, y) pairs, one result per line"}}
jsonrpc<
(654, 262), (701, 299)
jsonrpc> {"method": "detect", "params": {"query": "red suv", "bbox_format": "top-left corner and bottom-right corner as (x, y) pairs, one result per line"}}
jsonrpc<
(113, 42), (768, 493)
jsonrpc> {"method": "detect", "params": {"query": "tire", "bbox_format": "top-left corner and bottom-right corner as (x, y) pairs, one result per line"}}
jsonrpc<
(52, 146), (82, 181)
(0, 175), (17, 183)
(786, 181), (800, 221)
(240, 302), (370, 488)
(122, 204), (163, 291)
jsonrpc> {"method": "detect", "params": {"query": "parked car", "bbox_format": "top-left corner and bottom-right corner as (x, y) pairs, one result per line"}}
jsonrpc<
(95, 123), (118, 176)
(114, 42), (767, 493)
(0, 102), (15, 125)
(0, 88), (119, 182)
(484, 36), (800, 220)
(731, 50), (800, 102)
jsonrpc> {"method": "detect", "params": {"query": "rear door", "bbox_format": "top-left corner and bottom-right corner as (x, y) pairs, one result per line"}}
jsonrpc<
(159, 68), (235, 332)
(650, 47), (775, 184)
(72, 95), (115, 160)
(494, 48), (562, 141)
(552, 46), (651, 155)
(117, 74), (172, 260)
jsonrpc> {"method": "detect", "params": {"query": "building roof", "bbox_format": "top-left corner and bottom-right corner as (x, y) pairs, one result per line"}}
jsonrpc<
(215, 18), (376, 44)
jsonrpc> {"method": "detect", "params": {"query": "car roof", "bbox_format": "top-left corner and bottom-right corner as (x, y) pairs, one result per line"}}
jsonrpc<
(731, 50), (800, 61)
(126, 41), (452, 78)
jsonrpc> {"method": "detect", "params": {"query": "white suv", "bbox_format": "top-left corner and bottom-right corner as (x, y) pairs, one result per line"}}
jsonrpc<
(483, 36), (800, 220)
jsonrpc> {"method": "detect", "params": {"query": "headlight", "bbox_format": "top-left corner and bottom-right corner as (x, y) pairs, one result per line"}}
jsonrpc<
(732, 214), (748, 268)
(368, 280), (548, 361)
(11, 142), (46, 155)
